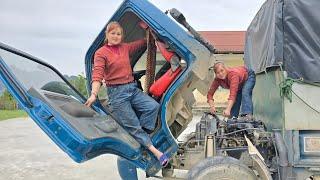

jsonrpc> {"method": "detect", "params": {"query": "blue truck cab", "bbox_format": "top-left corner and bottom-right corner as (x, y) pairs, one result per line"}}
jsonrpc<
(0, 0), (214, 176)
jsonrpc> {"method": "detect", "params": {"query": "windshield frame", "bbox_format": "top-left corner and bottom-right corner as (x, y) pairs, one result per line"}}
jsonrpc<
(0, 42), (87, 103)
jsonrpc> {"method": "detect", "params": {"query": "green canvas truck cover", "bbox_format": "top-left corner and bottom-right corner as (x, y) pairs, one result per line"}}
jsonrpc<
(244, 0), (320, 83)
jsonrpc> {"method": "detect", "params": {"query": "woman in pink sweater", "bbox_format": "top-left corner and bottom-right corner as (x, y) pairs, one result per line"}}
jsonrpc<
(85, 22), (168, 166)
(207, 62), (256, 119)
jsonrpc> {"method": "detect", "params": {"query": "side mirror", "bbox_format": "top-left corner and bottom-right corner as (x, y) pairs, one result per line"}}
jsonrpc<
(169, 8), (187, 26)
(169, 8), (216, 54)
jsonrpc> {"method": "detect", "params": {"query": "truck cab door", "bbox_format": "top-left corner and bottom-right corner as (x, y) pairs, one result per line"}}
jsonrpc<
(0, 43), (154, 171)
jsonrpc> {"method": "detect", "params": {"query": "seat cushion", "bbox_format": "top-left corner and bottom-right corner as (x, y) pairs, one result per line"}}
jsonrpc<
(149, 67), (182, 97)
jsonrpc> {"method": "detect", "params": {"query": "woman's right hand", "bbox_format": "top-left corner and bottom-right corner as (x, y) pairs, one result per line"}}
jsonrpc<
(84, 94), (97, 107)
(210, 106), (216, 114)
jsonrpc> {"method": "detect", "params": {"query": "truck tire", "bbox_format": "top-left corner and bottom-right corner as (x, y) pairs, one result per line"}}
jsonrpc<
(187, 156), (257, 180)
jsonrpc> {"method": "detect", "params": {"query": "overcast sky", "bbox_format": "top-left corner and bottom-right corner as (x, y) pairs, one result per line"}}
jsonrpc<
(0, 0), (265, 75)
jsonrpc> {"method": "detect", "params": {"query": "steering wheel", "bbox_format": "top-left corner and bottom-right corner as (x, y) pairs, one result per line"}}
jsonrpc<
(133, 70), (146, 90)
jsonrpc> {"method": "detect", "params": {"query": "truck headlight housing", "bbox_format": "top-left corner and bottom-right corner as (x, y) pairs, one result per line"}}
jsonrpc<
(304, 137), (320, 153)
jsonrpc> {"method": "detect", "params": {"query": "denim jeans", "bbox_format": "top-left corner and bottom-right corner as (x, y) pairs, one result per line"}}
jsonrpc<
(117, 157), (138, 180)
(230, 69), (256, 117)
(107, 82), (160, 147)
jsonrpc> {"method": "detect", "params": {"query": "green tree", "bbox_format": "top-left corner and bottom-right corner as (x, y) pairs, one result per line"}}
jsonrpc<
(1, 89), (13, 100)
(69, 73), (107, 99)
(69, 73), (89, 98)
(0, 89), (17, 110)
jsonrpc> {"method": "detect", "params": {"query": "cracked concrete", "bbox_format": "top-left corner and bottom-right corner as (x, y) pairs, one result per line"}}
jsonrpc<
(0, 118), (159, 180)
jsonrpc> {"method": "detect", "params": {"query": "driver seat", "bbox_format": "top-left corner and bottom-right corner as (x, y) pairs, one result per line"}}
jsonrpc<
(149, 41), (182, 98)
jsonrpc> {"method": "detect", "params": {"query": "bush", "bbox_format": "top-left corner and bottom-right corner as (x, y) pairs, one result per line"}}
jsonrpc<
(68, 74), (89, 98)
(0, 90), (18, 110)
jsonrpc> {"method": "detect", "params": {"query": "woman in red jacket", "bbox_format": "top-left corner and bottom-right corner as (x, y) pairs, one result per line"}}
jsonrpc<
(85, 22), (168, 166)
(207, 62), (256, 120)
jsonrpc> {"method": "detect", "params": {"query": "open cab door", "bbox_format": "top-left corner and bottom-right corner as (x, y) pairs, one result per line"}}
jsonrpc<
(0, 43), (144, 166)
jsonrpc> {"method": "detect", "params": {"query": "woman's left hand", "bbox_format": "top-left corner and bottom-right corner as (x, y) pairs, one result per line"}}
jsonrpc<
(223, 109), (231, 117)
(84, 94), (97, 107)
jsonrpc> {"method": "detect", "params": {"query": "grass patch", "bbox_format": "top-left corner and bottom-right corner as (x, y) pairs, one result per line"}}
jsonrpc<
(0, 110), (28, 121)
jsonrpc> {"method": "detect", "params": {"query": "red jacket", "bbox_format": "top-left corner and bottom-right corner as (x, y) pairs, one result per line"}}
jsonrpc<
(207, 66), (248, 102)
(92, 39), (146, 85)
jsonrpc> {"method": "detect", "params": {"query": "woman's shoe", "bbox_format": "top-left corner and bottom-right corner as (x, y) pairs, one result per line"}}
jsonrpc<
(159, 153), (169, 167)
(240, 114), (254, 121)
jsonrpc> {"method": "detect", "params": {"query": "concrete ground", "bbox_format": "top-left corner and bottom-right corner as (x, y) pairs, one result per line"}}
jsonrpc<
(0, 118), (158, 180)
(0, 117), (202, 180)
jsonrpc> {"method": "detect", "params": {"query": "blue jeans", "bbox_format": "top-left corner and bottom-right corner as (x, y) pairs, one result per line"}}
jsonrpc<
(107, 82), (159, 147)
(230, 69), (256, 117)
(117, 157), (138, 180)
